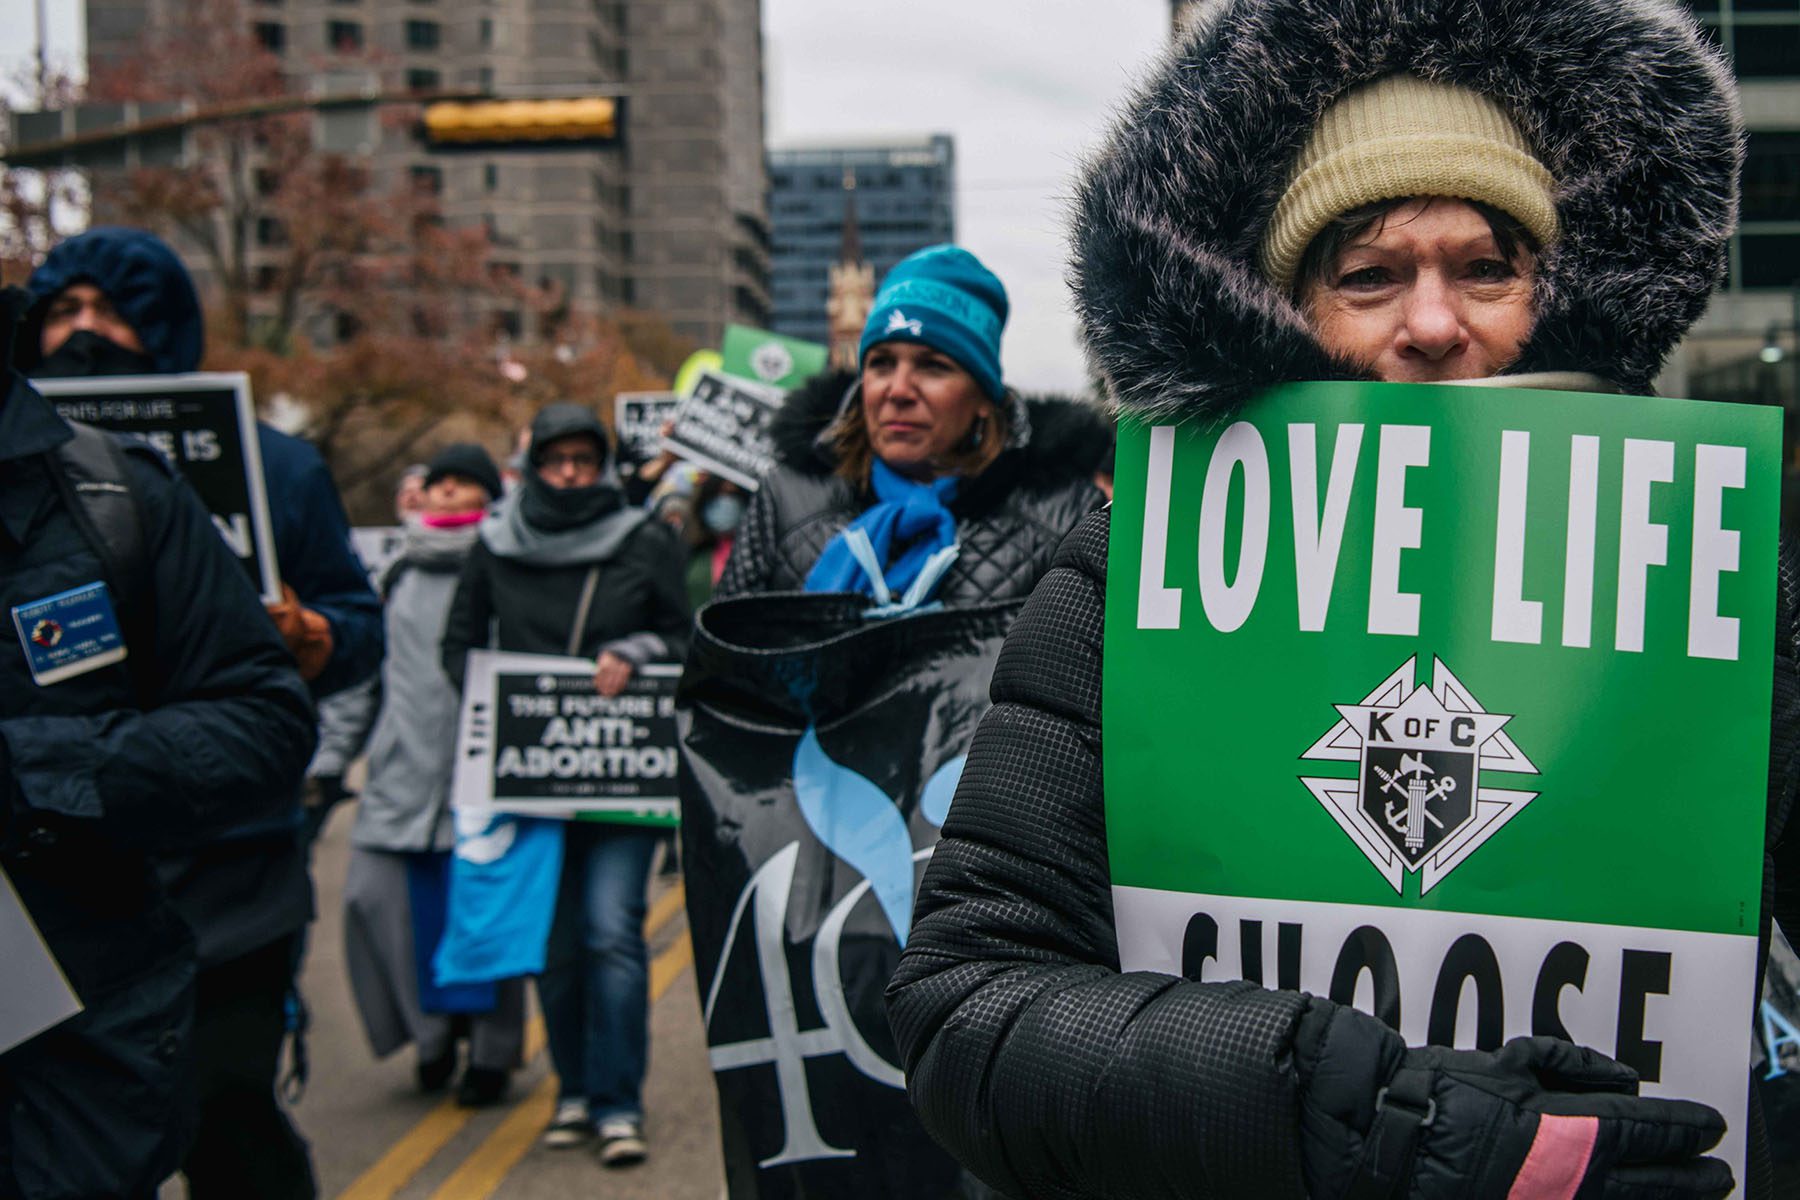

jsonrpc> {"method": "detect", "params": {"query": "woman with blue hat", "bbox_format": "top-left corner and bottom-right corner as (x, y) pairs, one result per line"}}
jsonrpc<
(684, 246), (1108, 1198)
(716, 243), (1108, 606)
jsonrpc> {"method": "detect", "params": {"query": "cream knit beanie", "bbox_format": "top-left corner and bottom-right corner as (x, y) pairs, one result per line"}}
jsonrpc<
(1260, 76), (1559, 293)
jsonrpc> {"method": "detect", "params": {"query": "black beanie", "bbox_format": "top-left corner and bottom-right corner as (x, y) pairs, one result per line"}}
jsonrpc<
(528, 403), (611, 466)
(425, 442), (503, 501)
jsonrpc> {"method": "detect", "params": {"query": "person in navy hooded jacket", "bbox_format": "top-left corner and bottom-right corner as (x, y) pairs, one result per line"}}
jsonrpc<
(23, 226), (382, 1199)
(0, 277), (317, 1200)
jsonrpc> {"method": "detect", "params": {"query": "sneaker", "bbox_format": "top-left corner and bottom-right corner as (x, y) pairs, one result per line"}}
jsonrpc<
(455, 1065), (510, 1108)
(542, 1099), (592, 1148)
(595, 1116), (647, 1167)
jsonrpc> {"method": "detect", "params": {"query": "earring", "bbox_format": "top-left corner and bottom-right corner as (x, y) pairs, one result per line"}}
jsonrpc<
(965, 415), (988, 451)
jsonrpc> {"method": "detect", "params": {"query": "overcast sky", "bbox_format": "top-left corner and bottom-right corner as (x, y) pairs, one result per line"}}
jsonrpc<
(767, 0), (1172, 394)
(2, 0), (1172, 394)
(0, 1), (81, 100)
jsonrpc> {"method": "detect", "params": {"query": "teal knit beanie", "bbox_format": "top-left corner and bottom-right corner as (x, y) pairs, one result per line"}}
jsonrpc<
(859, 245), (1008, 400)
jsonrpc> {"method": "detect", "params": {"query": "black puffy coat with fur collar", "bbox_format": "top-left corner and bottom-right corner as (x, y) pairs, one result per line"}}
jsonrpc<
(888, 1), (1789, 1198)
(714, 370), (1107, 604)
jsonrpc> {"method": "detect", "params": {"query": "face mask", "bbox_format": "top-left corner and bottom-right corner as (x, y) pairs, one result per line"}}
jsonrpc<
(702, 494), (745, 535)
(33, 329), (158, 378)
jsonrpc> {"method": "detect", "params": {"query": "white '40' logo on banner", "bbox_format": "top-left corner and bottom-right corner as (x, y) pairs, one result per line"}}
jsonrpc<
(702, 729), (964, 1167)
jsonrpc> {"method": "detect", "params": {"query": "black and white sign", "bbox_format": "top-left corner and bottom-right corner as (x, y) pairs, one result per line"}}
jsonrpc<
(661, 369), (783, 491)
(0, 866), (81, 1054)
(613, 391), (681, 463)
(452, 650), (678, 826)
(350, 526), (407, 588)
(38, 373), (281, 602)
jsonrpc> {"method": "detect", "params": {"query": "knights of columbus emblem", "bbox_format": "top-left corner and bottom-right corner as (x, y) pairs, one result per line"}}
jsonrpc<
(1299, 657), (1538, 894)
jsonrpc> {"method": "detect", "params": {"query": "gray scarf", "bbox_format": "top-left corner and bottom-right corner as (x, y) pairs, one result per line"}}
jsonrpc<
(400, 519), (482, 571)
(480, 487), (649, 566)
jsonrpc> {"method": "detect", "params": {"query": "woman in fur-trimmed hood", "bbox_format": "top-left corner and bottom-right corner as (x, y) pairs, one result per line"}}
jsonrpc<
(888, 2), (1787, 1199)
(716, 245), (1108, 605)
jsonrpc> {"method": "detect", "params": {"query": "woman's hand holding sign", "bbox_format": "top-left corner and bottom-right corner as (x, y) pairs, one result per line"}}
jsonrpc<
(1299, 1007), (1732, 1199)
(592, 651), (633, 698)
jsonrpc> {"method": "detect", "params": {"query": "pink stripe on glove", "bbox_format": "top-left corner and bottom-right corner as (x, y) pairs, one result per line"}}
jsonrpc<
(1506, 1115), (1600, 1200)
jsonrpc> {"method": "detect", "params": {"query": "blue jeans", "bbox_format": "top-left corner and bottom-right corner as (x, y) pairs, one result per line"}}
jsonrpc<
(537, 822), (658, 1121)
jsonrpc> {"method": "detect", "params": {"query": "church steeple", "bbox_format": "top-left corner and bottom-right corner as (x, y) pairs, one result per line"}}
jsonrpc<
(839, 168), (864, 265)
(826, 168), (876, 373)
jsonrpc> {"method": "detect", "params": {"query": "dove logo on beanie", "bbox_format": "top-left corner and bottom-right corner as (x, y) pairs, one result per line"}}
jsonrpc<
(884, 310), (924, 339)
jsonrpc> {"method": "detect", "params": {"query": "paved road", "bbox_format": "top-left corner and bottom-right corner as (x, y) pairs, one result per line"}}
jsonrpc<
(168, 802), (725, 1199)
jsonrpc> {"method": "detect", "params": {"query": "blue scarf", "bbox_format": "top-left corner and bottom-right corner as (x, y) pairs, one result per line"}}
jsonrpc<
(805, 460), (959, 605)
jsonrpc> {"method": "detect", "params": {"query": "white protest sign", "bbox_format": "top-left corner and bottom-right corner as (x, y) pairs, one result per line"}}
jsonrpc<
(0, 866), (82, 1053)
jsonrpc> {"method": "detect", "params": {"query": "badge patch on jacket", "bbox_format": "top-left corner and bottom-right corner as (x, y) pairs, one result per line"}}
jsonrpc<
(11, 581), (127, 685)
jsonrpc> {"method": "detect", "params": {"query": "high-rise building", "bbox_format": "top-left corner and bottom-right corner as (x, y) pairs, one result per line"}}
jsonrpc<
(80, 0), (769, 347)
(766, 135), (954, 346)
(1667, 1), (1800, 405)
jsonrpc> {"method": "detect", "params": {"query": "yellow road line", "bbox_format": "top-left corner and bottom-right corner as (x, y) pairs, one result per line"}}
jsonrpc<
(645, 881), (686, 940)
(336, 1016), (547, 1200)
(426, 1076), (559, 1200)
(426, 930), (693, 1200)
(650, 928), (694, 998)
(334, 881), (686, 1200)
(337, 1101), (474, 1200)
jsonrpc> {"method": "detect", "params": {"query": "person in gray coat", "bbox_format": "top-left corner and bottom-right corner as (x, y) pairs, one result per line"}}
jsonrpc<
(342, 445), (525, 1107)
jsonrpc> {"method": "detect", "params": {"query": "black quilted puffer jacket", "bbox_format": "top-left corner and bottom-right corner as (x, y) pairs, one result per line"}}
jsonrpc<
(890, 510), (1800, 1198)
(714, 370), (1107, 603)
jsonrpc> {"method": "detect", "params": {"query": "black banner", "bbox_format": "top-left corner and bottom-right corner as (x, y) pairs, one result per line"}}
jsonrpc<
(663, 370), (782, 491)
(678, 593), (1021, 1199)
(37, 373), (280, 601)
(1757, 928), (1800, 1184)
(613, 391), (681, 463)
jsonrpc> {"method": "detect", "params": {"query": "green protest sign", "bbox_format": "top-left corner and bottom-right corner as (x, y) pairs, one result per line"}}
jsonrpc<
(1103, 380), (1780, 1184)
(720, 324), (828, 391)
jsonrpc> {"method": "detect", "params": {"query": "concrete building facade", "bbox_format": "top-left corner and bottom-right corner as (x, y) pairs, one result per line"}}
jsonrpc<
(766, 135), (954, 347)
(82, 0), (769, 346)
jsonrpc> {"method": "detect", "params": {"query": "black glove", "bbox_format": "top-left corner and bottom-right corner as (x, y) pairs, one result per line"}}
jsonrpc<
(1299, 1002), (1732, 1199)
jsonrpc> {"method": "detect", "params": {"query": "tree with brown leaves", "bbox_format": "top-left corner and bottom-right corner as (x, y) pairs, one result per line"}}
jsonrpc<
(64, 0), (684, 521)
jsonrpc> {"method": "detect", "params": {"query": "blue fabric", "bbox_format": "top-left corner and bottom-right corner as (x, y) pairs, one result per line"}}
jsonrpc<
(793, 727), (917, 945)
(257, 423), (385, 698)
(804, 460), (959, 601)
(404, 851), (499, 1015)
(860, 244), (1008, 400)
(435, 812), (565, 986)
(538, 822), (658, 1118)
(27, 227), (204, 374)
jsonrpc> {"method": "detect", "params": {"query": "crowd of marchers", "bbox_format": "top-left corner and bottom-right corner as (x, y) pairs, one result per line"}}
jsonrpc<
(0, 0), (1793, 1198)
(0, 216), (1111, 1198)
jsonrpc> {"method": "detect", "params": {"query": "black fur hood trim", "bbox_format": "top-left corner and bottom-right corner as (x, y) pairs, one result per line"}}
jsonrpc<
(767, 368), (1111, 492)
(1071, 0), (1742, 420)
